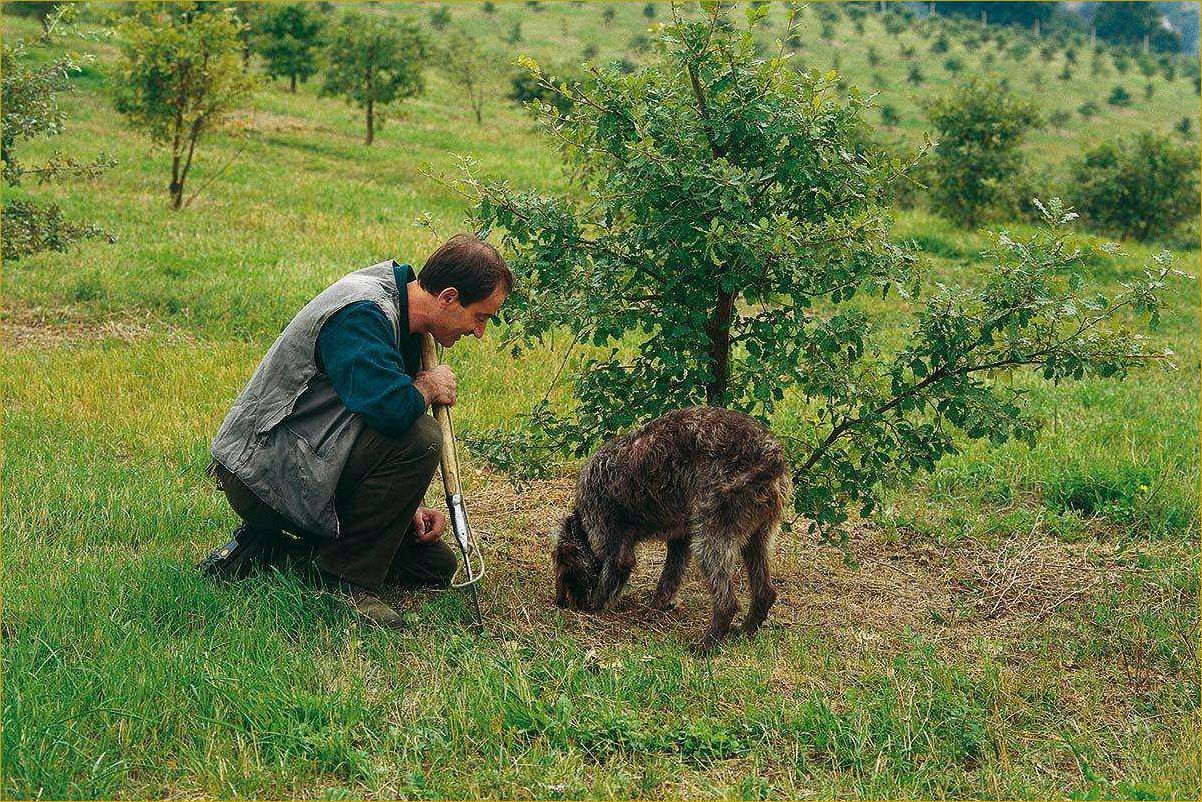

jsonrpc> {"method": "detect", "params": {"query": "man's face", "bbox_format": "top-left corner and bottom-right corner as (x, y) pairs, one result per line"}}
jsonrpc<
(431, 284), (508, 348)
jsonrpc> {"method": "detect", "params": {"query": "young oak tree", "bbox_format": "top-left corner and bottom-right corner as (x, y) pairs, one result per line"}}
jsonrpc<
(439, 28), (491, 126)
(922, 76), (1042, 228)
(253, 2), (325, 93)
(2, 4), (115, 260)
(114, 3), (256, 210)
(453, 3), (1181, 540)
(320, 10), (426, 146)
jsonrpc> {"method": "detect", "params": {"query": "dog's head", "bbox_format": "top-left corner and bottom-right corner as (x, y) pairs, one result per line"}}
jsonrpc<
(553, 508), (599, 610)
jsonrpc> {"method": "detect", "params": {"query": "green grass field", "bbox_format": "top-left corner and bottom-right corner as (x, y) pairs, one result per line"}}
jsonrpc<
(3, 3), (1199, 798)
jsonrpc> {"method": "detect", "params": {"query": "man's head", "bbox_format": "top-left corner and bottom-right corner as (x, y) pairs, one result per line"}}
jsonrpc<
(418, 234), (513, 348)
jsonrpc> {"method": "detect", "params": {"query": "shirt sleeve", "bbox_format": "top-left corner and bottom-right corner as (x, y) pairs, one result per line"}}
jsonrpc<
(317, 300), (428, 438)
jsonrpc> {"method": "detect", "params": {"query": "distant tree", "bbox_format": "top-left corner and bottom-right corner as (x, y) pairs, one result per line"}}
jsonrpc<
(439, 29), (490, 125)
(582, 43), (597, 60)
(506, 20), (522, 43)
(866, 45), (879, 66)
(114, 3), (256, 209)
(880, 103), (900, 125)
(1058, 63), (1071, 81)
(930, 32), (949, 53)
(509, 62), (582, 117)
(253, 3), (325, 93)
(1094, 2), (1180, 52)
(630, 33), (651, 53)
(459, 9), (1178, 548)
(907, 64), (923, 84)
(482, 0), (496, 13)
(2, 4), (114, 260)
(923, 76), (1041, 226)
(1070, 131), (1199, 240)
(428, 5), (450, 30)
(602, 6), (615, 25)
(3, 1), (63, 30)
(320, 11), (426, 146)
(1114, 53), (1130, 73)
(944, 56), (963, 73)
(643, 3), (655, 19)
(1108, 85), (1132, 106)
(1144, 81), (1155, 100)
(1048, 109), (1070, 128)
(933, 1), (1056, 29)
(1176, 116), (1193, 138)
(1077, 100), (1099, 118)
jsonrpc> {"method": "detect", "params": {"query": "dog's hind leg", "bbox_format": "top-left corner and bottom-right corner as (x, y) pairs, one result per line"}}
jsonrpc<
(651, 537), (691, 611)
(740, 520), (778, 637)
(692, 537), (741, 652)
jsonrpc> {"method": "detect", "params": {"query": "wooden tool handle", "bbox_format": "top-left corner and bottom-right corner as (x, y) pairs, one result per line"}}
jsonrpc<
(419, 332), (462, 496)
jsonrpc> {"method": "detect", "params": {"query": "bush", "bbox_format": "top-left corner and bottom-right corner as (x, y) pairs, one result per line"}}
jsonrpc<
(930, 33), (949, 53)
(907, 65), (923, 85)
(1107, 85), (1132, 107)
(923, 76), (1042, 227)
(1049, 109), (1070, 128)
(1069, 131), (1200, 241)
(1077, 100), (1099, 119)
(1058, 63), (1071, 81)
(943, 57), (963, 73)
(1144, 81), (1154, 100)
(879, 103), (900, 126)
(428, 5), (450, 30)
(642, 3), (655, 19)
(508, 62), (583, 116)
(1176, 117), (1193, 138)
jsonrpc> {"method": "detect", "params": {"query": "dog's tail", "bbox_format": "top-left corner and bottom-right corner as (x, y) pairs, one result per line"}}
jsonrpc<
(719, 444), (789, 496)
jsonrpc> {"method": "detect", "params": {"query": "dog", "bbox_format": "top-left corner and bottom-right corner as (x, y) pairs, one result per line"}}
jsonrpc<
(553, 406), (792, 651)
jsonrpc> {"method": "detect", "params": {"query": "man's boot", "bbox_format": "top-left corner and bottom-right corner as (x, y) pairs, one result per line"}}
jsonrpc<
(198, 522), (280, 580)
(322, 572), (406, 630)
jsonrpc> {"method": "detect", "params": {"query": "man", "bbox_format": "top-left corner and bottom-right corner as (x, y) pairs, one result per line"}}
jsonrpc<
(200, 234), (512, 629)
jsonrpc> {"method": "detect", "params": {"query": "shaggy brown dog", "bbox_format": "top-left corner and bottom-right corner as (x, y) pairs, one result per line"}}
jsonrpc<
(553, 406), (792, 651)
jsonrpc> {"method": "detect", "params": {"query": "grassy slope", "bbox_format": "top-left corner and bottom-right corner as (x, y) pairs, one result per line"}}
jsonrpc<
(3, 4), (1199, 799)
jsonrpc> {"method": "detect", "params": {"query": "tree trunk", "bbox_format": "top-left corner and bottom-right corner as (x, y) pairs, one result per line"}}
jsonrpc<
(366, 99), (374, 145)
(703, 288), (736, 406)
(170, 153), (183, 210)
(290, 73), (297, 93)
(1033, 18), (1039, 36)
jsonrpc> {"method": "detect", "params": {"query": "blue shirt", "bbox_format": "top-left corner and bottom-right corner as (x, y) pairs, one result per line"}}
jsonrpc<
(316, 262), (428, 438)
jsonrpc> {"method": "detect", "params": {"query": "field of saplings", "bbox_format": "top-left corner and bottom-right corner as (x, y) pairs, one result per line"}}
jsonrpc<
(3, 1), (1199, 798)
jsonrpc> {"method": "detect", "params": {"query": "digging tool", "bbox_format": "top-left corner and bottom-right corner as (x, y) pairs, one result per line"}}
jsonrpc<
(419, 332), (486, 632)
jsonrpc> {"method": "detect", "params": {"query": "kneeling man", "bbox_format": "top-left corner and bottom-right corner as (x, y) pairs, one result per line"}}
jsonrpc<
(200, 234), (512, 629)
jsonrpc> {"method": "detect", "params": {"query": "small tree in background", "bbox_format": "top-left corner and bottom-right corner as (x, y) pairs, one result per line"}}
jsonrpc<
(1070, 131), (1199, 241)
(3, 1), (63, 31)
(2, 4), (114, 260)
(114, 3), (256, 209)
(455, 5), (1180, 541)
(923, 76), (1041, 227)
(439, 29), (491, 125)
(1108, 84), (1132, 106)
(320, 11), (426, 146)
(253, 2), (325, 93)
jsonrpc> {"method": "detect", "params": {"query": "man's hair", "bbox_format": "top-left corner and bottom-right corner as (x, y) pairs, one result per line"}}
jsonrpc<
(418, 233), (513, 306)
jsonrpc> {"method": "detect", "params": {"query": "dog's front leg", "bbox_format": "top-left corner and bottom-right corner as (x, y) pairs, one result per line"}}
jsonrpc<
(651, 537), (691, 611)
(591, 540), (636, 610)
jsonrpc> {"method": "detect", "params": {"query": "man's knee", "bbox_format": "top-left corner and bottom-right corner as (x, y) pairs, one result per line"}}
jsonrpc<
(408, 415), (443, 464)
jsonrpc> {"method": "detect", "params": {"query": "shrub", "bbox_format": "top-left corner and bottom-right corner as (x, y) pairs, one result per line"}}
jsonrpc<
(922, 76), (1042, 227)
(907, 65), (923, 85)
(1176, 117), (1193, 138)
(1144, 81), (1154, 100)
(428, 5), (450, 30)
(1049, 109), (1070, 128)
(1069, 131), (1200, 241)
(880, 103), (900, 126)
(930, 33), (949, 53)
(643, 3), (655, 19)
(2, 4), (114, 259)
(1107, 85), (1132, 107)
(944, 56), (963, 73)
(1077, 100), (1099, 119)
(1058, 63), (1071, 81)
(508, 62), (583, 116)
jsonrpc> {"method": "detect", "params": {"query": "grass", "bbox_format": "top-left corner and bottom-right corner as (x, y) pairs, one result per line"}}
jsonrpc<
(3, 4), (1199, 799)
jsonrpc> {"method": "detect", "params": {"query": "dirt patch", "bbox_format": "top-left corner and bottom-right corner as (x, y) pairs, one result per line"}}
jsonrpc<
(2, 306), (189, 350)
(413, 467), (1134, 656)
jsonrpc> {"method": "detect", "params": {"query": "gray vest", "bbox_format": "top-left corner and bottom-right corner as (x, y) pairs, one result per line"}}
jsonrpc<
(211, 260), (405, 540)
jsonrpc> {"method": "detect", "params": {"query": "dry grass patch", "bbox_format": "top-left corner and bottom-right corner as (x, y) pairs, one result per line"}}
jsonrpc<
(1, 306), (191, 350)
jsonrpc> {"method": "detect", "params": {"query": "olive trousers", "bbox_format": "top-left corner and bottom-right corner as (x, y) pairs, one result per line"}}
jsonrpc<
(216, 415), (457, 590)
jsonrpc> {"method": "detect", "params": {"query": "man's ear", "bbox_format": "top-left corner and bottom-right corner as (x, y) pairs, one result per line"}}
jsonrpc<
(436, 287), (459, 308)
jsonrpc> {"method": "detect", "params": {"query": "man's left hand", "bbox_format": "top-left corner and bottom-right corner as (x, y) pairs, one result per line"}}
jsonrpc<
(413, 506), (447, 544)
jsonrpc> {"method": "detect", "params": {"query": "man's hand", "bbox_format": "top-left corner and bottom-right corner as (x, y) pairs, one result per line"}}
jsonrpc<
(415, 365), (457, 407)
(413, 506), (447, 544)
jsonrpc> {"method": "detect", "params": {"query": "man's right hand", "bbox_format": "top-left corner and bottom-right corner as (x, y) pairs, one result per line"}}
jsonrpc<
(415, 365), (457, 407)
